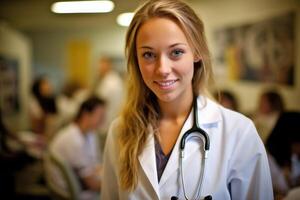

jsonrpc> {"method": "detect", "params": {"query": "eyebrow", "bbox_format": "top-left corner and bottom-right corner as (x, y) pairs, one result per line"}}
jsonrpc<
(138, 43), (187, 50)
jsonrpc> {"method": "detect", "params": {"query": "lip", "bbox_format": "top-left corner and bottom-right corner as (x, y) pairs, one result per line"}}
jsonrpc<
(154, 79), (178, 90)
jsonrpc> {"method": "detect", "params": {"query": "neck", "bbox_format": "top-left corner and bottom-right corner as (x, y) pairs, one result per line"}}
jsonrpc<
(159, 91), (194, 121)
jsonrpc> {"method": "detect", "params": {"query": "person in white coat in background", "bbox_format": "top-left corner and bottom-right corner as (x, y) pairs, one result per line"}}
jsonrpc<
(94, 56), (124, 135)
(101, 0), (273, 199)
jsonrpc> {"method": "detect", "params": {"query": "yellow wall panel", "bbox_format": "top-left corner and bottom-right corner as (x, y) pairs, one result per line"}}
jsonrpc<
(67, 40), (91, 87)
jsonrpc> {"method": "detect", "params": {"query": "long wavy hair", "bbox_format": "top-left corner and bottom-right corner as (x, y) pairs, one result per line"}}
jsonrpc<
(118, 0), (213, 191)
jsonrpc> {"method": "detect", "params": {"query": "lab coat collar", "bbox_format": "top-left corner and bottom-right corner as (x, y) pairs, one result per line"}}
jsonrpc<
(196, 96), (222, 125)
(138, 96), (222, 198)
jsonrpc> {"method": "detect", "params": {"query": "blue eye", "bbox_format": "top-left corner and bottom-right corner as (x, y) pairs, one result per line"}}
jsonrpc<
(171, 49), (184, 58)
(142, 52), (155, 59)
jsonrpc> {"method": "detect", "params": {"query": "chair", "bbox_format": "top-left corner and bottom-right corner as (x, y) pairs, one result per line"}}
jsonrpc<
(43, 150), (81, 200)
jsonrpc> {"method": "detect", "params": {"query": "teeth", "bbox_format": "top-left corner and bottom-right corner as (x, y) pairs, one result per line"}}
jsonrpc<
(157, 80), (176, 86)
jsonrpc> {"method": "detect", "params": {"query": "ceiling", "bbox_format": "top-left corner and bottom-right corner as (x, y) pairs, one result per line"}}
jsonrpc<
(0, 0), (149, 32)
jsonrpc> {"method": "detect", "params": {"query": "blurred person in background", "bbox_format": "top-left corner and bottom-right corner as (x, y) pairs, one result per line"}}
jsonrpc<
(253, 89), (285, 143)
(214, 89), (239, 111)
(266, 112), (300, 199)
(0, 107), (36, 199)
(57, 81), (90, 126)
(49, 96), (105, 199)
(94, 56), (124, 135)
(29, 76), (59, 138)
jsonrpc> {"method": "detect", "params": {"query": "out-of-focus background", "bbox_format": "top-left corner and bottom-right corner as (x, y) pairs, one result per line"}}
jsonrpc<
(0, 0), (300, 199)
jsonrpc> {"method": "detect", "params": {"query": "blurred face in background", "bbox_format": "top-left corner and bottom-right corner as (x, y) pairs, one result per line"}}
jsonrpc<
(259, 94), (272, 114)
(87, 105), (106, 130)
(40, 79), (53, 97)
(99, 57), (112, 76)
(220, 96), (235, 110)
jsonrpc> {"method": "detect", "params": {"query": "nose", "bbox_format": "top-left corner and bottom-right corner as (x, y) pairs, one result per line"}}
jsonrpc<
(156, 55), (171, 77)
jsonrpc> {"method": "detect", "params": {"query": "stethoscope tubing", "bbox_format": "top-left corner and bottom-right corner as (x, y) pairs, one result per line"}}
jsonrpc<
(180, 135), (208, 200)
(178, 96), (210, 200)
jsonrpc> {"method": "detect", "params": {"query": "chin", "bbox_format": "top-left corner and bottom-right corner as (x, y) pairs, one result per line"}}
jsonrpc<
(156, 93), (177, 103)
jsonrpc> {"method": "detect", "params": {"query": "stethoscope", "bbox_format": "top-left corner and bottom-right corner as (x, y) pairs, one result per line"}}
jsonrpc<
(171, 96), (212, 200)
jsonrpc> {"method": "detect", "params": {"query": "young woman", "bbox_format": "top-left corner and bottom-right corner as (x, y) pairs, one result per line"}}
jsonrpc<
(29, 76), (58, 136)
(101, 0), (273, 199)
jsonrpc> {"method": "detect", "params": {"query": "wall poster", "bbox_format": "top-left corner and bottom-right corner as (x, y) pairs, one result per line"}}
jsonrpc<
(0, 55), (20, 115)
(214, 12), (295, 85)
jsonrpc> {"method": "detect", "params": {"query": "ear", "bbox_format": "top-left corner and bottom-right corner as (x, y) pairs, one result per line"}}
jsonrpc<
(194, 56), (201, 63)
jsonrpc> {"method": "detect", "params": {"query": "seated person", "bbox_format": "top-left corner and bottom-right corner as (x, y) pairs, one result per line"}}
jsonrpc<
(49, 96), (106, 198)
(253, 89), (284, 143)
(57, 81), (90, 126)
(214, 90), (239, 111)
(29, 76), (59, 138)
(266, 112), (300, 199)
(0, 107), (36, 198)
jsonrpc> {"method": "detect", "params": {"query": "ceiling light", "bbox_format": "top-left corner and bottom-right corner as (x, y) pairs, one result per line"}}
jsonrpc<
(117, 12), (134, 27)
(51, 1), (114, 14)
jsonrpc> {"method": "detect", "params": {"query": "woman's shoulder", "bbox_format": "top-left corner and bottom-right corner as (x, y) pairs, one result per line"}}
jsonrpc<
(201, 96), (253, 126)
(106, 117), (122, 144)
(108, 117), (122, 132)
(103, 118), (122, 164)
(203, 96), (259, 144)
(217, 102), (261, 146)
(221, 104), (252, 124)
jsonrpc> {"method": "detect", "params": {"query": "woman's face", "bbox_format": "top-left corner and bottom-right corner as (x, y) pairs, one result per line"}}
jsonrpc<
(136, 17), (195, 103)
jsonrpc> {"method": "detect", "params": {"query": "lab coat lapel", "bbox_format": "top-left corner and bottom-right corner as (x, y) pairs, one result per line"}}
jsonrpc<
(138, 127), (160, 197)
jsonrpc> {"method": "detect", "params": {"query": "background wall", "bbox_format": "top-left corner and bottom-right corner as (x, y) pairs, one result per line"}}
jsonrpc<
(0, 0), (299, 130)
(26, 26), (127, 92)
(26, 0), (300, 114)
(0, 22), (31, 129)
(197, 0), (300, 113)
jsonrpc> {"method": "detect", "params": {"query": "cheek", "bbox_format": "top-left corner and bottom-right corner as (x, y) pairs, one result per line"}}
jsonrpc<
(90, 116), (97, 125)
(90, 113), (100, 126)
(179, 59), (194, 79)
(138, 62), (152, 82)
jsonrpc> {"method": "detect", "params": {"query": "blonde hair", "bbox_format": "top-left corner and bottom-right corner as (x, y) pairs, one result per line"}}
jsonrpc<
(118, 0), (213, 191)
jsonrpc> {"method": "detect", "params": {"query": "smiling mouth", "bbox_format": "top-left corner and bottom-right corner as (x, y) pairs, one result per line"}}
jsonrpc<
(155, 79), (178, 88)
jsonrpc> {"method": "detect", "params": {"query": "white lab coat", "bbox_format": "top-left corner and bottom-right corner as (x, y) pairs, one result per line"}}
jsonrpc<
(101, 96), (273, 200)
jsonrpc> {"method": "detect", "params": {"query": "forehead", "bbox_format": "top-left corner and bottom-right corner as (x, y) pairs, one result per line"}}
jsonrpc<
(94, 105), (105, 112)
(87, 105), (104, 115)
(136, 17), (189, 46)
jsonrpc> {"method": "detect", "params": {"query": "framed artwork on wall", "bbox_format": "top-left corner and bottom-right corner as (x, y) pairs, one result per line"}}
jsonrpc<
(0, 55), (20, 115)
(213, 12), (295, 86)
